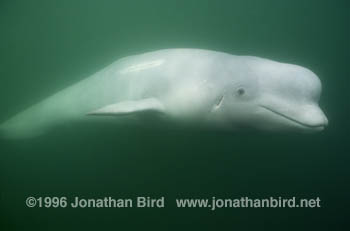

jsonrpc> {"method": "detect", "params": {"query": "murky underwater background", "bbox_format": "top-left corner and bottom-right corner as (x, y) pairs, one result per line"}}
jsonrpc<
(0, 0), (349, 230)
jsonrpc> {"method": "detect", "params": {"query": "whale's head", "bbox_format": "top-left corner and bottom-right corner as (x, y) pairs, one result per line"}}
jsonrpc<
(213, 57), (328, 132)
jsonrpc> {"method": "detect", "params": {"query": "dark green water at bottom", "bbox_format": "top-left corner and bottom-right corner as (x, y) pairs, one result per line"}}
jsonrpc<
(1, 126), (349, 230)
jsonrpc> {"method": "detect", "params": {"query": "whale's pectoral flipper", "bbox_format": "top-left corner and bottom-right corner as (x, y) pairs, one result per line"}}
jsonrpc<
(87, 98), (165, 116)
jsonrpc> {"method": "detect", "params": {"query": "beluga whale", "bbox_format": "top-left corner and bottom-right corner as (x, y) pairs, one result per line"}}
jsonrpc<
(0, 49), (328, 139)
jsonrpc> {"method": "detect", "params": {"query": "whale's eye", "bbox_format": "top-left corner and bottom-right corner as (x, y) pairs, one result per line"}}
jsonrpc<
(237, 88), (245, 96)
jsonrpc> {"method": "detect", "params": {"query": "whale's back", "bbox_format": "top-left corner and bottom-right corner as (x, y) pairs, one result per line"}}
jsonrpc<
(0, 49), (240, 139)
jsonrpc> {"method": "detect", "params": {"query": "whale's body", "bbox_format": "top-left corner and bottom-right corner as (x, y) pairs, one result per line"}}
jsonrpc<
(0, 49), (328, 138)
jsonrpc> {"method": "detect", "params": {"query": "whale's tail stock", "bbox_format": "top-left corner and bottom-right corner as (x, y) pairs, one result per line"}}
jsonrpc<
(0, 118), (48, 139)
(0, 122), (18, 139)
(0, 124), (5, 139)
(0, 108), (47, 139)
(0, 119), (15, 139)
(0, 120), (41, 139)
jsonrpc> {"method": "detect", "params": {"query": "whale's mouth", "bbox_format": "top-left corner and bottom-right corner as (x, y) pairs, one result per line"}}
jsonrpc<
(259, 105), (326, 130)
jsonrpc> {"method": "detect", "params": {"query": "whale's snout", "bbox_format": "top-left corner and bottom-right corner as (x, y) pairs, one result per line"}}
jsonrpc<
(298, 104), (328, 129)
(316, 110), (328, 129)
(323, 115), (329, 127)
(258, 98), (328, 132)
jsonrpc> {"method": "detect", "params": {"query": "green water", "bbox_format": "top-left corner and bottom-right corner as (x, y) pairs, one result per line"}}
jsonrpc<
(0, 0), (349, 230)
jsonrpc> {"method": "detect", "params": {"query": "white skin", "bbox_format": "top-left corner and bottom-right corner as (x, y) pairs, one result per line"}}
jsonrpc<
(0, 49), (328, 138)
